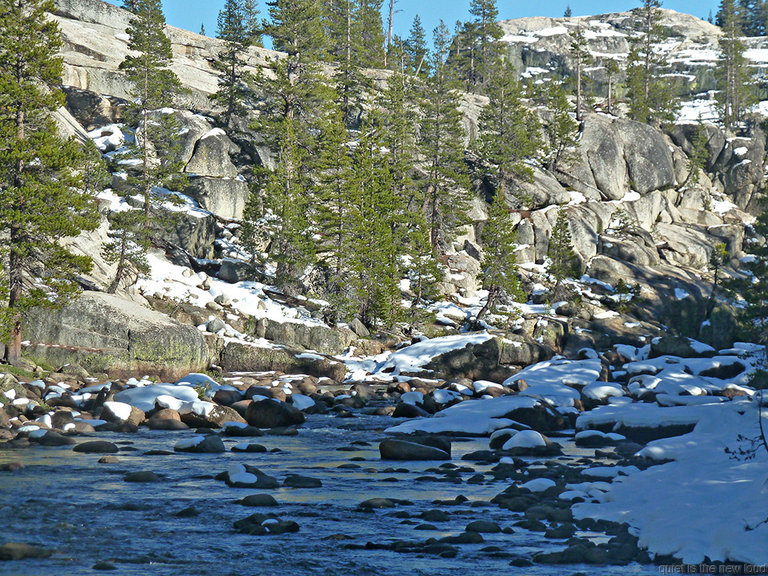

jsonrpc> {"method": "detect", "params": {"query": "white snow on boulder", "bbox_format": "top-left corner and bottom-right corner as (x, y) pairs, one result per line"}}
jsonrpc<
(386, 395), (540, 436)
(103, 401), (133, 421)
(114, 383), (199, 413)
(502, 429), (547, 450)
(520, 478), (556, 492)
(378, 332), (493, 375)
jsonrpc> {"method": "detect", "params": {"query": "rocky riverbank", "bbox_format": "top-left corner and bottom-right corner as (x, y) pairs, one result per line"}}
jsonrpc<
(2, 332), (766, 572)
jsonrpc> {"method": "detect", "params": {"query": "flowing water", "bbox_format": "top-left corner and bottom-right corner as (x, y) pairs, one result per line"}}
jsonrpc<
(0, 413), (659, 575)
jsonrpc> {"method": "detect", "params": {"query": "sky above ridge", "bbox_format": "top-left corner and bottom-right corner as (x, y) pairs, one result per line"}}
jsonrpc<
(105, 1), (721, 44)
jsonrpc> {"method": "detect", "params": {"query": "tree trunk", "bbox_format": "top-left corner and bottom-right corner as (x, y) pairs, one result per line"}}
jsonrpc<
(385, 0), (394, 67)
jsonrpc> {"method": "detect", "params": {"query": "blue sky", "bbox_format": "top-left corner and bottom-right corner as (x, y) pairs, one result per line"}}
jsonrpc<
(107, 1), (721, 42)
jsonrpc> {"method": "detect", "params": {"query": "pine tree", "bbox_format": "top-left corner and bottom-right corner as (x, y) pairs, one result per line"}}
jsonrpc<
(255, 0), (329, 294)
(476, 189), (523, 321)
(564, 5), (572, 17)
(418, 21), (472, 250)
(468, 0), (503, 90)
(604, 58), (620, 115)
(345, 117), (402, 327)
(200, 23), (206, 36)
(716, 0), (752, 131)
(570, 24), (592, 122)
(382, 39), (442, 307)
(626, 0), (679, 126)
(547, 210), (580, 299)
(405, 15), (429, 75)
(678, 119), (709, 190)
(476, 61), (542, 203)
(738, 0), (764, 35)
(0, 0), (99, 364)
(313, 108), (354, 313)
(103, 209), (151, 293)
(540, 81), (579, 172)
(119, 0), (183, 219)
(384, 0), (396, 67)
(211, 0), (261, 128)
(265, 0), (325, 60)
(356, 0), (385, 67)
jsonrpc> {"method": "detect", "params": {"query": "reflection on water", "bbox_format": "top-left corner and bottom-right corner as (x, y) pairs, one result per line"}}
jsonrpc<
(0, 415), (658, 576)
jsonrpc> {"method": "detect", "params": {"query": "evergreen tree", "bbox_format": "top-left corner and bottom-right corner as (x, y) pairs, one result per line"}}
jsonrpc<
(356, 0), (385, 67)
(604, 58), (620, 115)
(678, 119), (710, 190)
(81, 140), (112, 197)
(330, 0), (373, 126)
(540, 81), (579, 172)
(255, 0), (329, 294)
(211, 0), (261, 128)
(384, 0), (396, 67)
(468, 0), (503, 90)
(418, 21), (471, 250)
(405, 15), (429, 75)
(313, 108), (354, 313)
(570, 24), (592, 122)
(547, 210), (580, 298)
(0, 0), (99, 363)
(564, 5), (572, 17)
(476, 189), (523, 321)
(716, 0), (752, 131)
(626, 0), (679, 126)
(103, 209), (151, 294)
(382, 39), (442, 307)
(265, 0), (325, 60)
(738, 0), (764, 35)
(475, 61), (541, 203)
(119, 0), (183, 219)
(345, 117), (402, 327)
(200, 23), (206, 36)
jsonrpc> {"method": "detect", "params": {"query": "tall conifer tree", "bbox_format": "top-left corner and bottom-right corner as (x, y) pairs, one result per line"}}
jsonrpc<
(468, 0), (502, 90)
(419, 21), (471, 250)
(211, 0), (262, 128)
(0, 0), (99, 363)
(716, 0), (752, 130)
(625, 0), (679, 125)
(475, 62), (541, 203)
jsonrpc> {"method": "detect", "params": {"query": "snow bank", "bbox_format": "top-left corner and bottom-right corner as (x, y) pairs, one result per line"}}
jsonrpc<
(574, 399), (768, 564)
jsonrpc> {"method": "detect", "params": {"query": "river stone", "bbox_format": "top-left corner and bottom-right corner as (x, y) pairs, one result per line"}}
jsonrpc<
(283, 474), (322, 488)
(392, 402), (430, 418)
(466, 520), (502, 533)
(175, 434), (225, 453)
(379, 438), (451, 461)
(359, 498), (396, 509)
(239, 494), (279, 507)
(101, 402), (145, 427)
(124, 471), (162, 482)
(220, 341), (346, 381)
(245, 399), (305, 429)
(0, 542), (52, 561)
(180, 404), (246, 429)
(36, 430), (77, 446)
(73, 440), (119, 453)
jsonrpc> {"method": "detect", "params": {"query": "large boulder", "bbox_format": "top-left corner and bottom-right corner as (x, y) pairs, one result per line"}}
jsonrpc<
(575, 114), (675, 200)
(380, 437), (452, 461)
(184, 128), (238, 178)
(185, 177), (250, 220)
(253, 318), (355, 355)
(245, 399), (306, 429)
(219, 341), (345, 380)
(23, 291), (210, 379)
